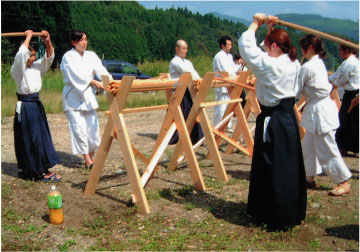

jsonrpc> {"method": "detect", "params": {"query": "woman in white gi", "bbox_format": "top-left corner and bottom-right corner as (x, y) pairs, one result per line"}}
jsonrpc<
(11, 30), (61, 182)
(299, 35), (352, 196)
(60, 30), (109, 169)
(239, 14), (306, 230)
(329, 44), (359, 156)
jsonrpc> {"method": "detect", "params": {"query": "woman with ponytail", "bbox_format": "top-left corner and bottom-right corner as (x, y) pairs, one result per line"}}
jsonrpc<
(298, 35), (352, 196)
(239, 14), (306, 231)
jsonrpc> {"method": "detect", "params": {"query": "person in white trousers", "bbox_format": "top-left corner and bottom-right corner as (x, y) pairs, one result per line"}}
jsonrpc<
(298, 34), (352, 196)
(60, 30), (109, 169)
(213, 36), (242, 132)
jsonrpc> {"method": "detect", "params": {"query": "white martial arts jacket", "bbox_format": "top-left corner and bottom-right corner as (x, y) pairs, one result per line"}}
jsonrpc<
(238, 30), (301, 107)
(329, 54), (359, 91)
(11, 44), (54, 94)
(213, 49), (239, 93)
(169, 55), (200, 80)
(299, 55), (339, 134)
(60, 48), (109, 111)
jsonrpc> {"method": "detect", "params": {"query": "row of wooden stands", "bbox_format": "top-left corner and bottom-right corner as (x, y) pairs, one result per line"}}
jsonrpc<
(167, 71), (260, 172)
(83, 72), (257, 214)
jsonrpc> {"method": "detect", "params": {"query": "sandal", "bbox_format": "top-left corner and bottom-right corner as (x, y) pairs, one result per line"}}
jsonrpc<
(85, 163), (93, 169)
(40, 172), (62, 183)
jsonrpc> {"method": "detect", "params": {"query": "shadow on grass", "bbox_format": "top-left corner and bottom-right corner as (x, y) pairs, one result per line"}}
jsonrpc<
(1, 161), (19, 178)
(1, 151), (84, 180)
(57, 151), (83, 168)
(137, 132), (158, 141)
(158, 186), (258, 228)
(325, 224), (359, 241)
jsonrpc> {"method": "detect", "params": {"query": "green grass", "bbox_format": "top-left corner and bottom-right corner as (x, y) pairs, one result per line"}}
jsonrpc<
(2, 55), (215, 119)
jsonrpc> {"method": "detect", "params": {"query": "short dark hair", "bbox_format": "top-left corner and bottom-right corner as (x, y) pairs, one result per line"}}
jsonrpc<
(340, 43), (357, 56)
(20, 40), (38, 52)
(234, 54), (242, 60)
(219, 35), (232, 49)
(71, 30), (87, 48)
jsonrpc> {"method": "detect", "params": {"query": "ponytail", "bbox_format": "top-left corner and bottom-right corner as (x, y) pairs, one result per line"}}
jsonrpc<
(288, 46), (297, 62)
(300, 34), (326, 59)
(265, 28), (297, 62)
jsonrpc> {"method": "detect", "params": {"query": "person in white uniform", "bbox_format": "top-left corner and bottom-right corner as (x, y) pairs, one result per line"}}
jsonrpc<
(239, 14), (306, 231)
(298, 35), (352, 196)
(11, 30), (61, 182)
(60, 30), (109, 169)
(213, 36), (242, 131)
(329, 44), (359, 156)
(168, 39), (204, 145)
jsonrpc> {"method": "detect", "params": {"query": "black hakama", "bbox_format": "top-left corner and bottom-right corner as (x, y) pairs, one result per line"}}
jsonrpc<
(14, 93), (60, 178)
(336, 89), (359, 154)
(247, 98), (307, 230)
(169, 88), (204, 145)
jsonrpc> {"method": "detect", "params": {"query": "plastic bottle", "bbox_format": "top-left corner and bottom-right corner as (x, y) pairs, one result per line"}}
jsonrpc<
(48, 185), (64, 225)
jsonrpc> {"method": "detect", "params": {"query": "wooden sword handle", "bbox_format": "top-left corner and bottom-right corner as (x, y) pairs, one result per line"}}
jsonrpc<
(1, 32), (45, 37)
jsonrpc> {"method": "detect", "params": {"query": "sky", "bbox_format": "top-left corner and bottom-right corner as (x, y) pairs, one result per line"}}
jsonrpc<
(138, 1), (359, 22)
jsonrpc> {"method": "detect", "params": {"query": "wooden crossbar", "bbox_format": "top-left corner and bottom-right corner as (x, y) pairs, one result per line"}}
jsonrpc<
(169, 71), (255, 171)
(210, 71), (255, 157)
(201, 98), (243, 108)
(85, 73), (230, 213)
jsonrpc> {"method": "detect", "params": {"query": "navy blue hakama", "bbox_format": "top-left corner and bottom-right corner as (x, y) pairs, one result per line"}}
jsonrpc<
(169, 88), (204, 145)
(14, 93), (60, 178)
(336, 89), (359, 154)
(247, 98), (307, 230)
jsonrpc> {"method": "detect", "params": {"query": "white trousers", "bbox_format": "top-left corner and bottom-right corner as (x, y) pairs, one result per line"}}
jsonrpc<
(302, 130), (352, 184)
(65, 109), (101, 155)
(213, 88), (232, 128)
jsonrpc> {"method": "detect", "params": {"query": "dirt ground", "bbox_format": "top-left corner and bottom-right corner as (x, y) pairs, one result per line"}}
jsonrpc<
(1, 109), (359, 251)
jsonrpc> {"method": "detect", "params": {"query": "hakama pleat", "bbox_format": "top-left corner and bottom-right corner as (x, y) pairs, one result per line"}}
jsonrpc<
(169, 88), (204, 145)
(336, 90), (359, 153)
(247, 98), (307, 230)
(14, 93), (60, 178)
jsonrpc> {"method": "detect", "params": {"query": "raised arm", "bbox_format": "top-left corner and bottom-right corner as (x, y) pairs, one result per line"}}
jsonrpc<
(10, 30), (33, 84)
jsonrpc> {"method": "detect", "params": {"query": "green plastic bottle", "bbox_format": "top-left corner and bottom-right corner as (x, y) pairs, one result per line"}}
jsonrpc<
(48, 185), (63, 225)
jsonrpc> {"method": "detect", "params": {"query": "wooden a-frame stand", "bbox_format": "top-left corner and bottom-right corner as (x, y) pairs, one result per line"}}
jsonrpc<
(168, 71), (257, 170)
(84, 73), (229, 214)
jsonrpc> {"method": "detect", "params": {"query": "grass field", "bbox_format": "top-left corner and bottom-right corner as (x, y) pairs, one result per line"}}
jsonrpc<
(1, 56), (214, 119)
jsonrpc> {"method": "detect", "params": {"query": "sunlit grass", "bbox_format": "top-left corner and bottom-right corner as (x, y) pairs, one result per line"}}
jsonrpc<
(2, 56), (215, 119)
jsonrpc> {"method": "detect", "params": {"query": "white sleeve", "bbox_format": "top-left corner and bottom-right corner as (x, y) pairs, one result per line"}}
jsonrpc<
(38, 51), (55, 76)
(189, 62), (200, 80)
(238, 29), (270, 73)
(10, 44), (30, 84)
(92, 53), (109, 81)
(60, 53), (91, 93)
(329, 63), (346, 87)
(298, 66), (309, 96)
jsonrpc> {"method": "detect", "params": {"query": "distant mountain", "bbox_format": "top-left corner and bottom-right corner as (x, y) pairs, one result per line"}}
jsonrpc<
(277, 14), (359, 42)
(212, 12), (358, 42)
(211, 12), (252, 26)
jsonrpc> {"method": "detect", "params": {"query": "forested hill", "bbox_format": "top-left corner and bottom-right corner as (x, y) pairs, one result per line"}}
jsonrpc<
(277, 14), (359, 42)
(1, 1), (357, 70)
(212, 13), (359, 42)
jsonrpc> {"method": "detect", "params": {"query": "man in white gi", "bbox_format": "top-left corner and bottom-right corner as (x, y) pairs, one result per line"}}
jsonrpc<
(168, 39), (203, 145)
(213, 36), (242, 132)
